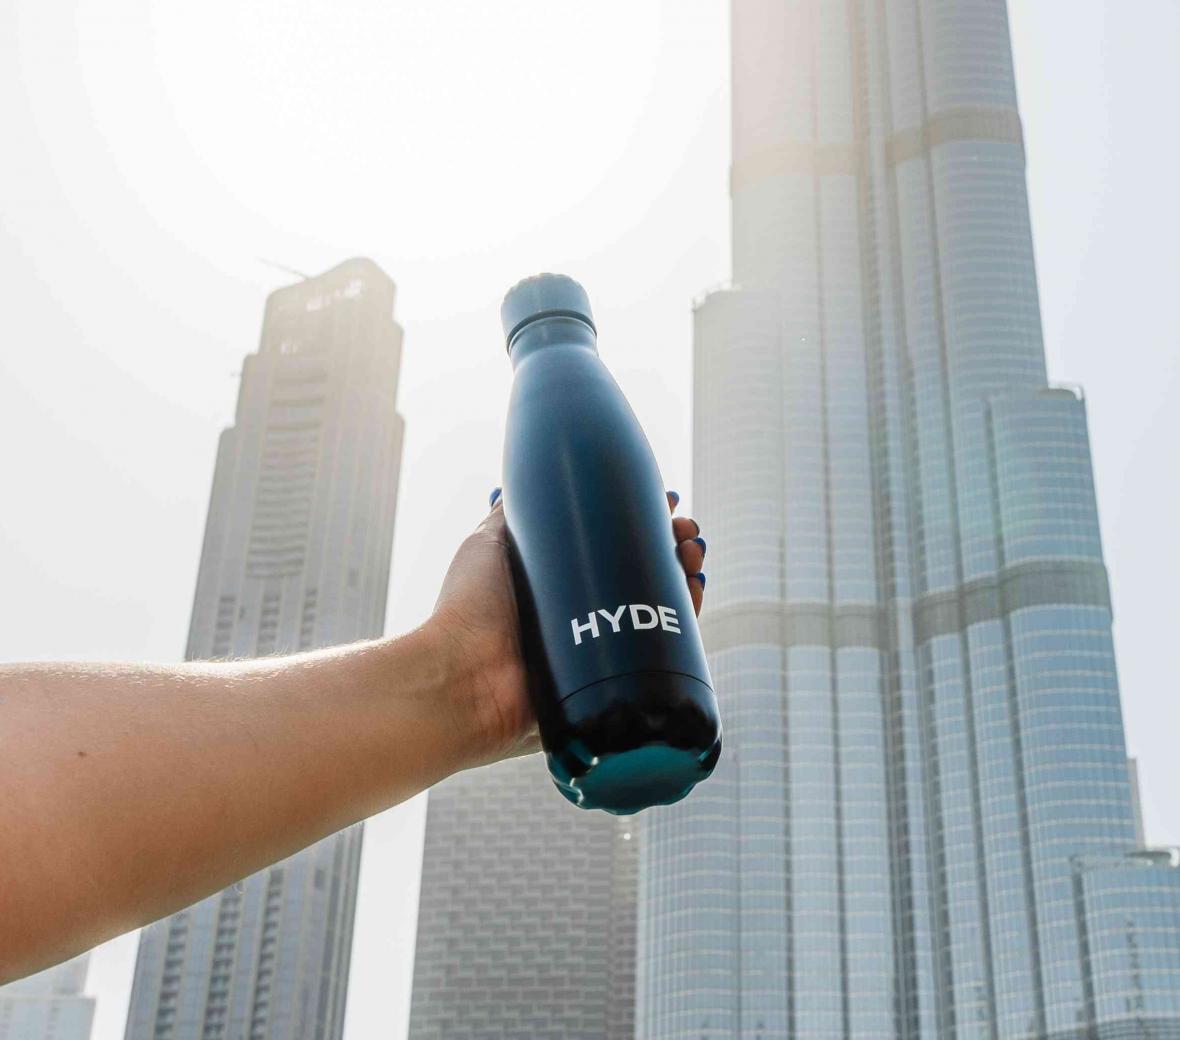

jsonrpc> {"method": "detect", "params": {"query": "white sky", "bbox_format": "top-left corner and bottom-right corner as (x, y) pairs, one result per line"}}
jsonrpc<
(1, 2), (1177, 1037)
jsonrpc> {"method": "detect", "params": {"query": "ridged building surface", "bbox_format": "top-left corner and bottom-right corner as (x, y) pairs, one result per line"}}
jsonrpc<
(124, 259), (405, 1040)
(640, 2), (1180, 1039)
(407, 755), (637, 1040)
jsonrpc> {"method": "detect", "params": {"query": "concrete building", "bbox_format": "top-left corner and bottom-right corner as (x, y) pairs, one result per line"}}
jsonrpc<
(640, 3), (1180, 1038)
(0, 955), (95, 1040)
(124, 258), (405, 1040)
(407, 755), (638, 1039)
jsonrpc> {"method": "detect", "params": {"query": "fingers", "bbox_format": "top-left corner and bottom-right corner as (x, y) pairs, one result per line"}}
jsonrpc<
(677, 535), (705, 575)
(677, 537), (706, 616)
(667, 489), (706, 617)
(478, 487), (506, 539)
(672, 515), (700, 542)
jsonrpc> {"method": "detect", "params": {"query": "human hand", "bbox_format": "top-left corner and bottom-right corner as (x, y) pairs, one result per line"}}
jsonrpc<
(426, 489), (707, 770)
(0, 488), (707, 978)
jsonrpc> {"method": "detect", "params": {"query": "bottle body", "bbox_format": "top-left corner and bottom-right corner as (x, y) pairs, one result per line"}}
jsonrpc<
(501, 295), (721, 814)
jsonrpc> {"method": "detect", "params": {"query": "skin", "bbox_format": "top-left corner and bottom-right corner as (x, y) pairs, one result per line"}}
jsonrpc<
(0, 493), (705, 984)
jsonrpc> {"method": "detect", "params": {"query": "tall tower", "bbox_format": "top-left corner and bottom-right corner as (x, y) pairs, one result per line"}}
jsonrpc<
(124, 258), (405, 1040)
(407, 755), (638, 1039)
(0, 955), (95, 1040)
(640, 3), (1180, 1039)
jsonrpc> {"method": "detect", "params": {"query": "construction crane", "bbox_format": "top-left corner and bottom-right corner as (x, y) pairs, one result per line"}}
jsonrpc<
(257, 258), (310, 281)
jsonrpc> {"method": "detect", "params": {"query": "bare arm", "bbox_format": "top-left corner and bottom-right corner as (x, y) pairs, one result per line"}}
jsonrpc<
(0, 496), (706, 982)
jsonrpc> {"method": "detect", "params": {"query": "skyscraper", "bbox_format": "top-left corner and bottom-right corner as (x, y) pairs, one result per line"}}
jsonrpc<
(407, 755), (638, 1039)
(0, 955), (95, 1040)
(640, 3), (1180, 1039)
(124, 258), (405, 1040)
(1128, 757), (1147, 847)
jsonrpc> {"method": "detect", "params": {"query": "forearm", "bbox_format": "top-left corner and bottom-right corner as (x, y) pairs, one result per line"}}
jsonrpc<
(0, 624), (473, 982)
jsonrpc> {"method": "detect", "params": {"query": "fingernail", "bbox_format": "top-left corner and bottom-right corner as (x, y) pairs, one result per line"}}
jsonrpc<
(692, 536), (707, 557)
(695, 572), (706, 588)
(489, 487), (502, 508)
(667, 490), (680, 507)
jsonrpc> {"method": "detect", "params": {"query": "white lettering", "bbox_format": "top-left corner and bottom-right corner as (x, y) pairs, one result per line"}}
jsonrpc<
(571, 604), (684, 644)
(630, 604), (659, 631)
(571, 612), (600, 646)
(597, 605), (628, 633)
(658, 605), (681, 634)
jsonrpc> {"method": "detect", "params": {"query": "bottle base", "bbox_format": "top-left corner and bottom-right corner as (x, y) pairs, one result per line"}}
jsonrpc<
(538, 670), (722, 814)
(548, 739), (722, 815)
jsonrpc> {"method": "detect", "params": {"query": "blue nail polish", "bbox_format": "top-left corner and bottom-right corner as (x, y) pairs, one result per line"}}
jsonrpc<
(696, 571), (706, 588)
(667, 490), (680, 506)
(489, 487), (502, 507)
(692, 536), (707, 557)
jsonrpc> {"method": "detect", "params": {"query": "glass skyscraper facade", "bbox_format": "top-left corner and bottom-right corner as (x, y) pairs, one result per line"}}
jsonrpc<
(1073, 851), (1180, 1037)
(124, 259), (405, 1040)
(640, 2), (1180, 1038)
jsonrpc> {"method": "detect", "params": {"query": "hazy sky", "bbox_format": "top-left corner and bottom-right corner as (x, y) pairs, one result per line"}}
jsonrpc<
(2, 1), (1177, 1037)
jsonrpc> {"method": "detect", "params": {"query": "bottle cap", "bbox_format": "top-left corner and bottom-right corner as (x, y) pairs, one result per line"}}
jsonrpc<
(500, 273), (596, 351)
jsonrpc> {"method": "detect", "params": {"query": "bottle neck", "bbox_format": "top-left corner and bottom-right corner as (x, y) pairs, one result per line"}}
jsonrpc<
(507, 316), (598, 368)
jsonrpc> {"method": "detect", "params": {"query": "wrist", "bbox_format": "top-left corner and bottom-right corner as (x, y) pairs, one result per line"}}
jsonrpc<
(270, 627), (490, 813)
(418, 607), (533, 772)
(408, 616), (492, 771)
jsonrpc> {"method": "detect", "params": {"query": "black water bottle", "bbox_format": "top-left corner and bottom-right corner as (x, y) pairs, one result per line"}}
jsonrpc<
(499, 273), (722, 814)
